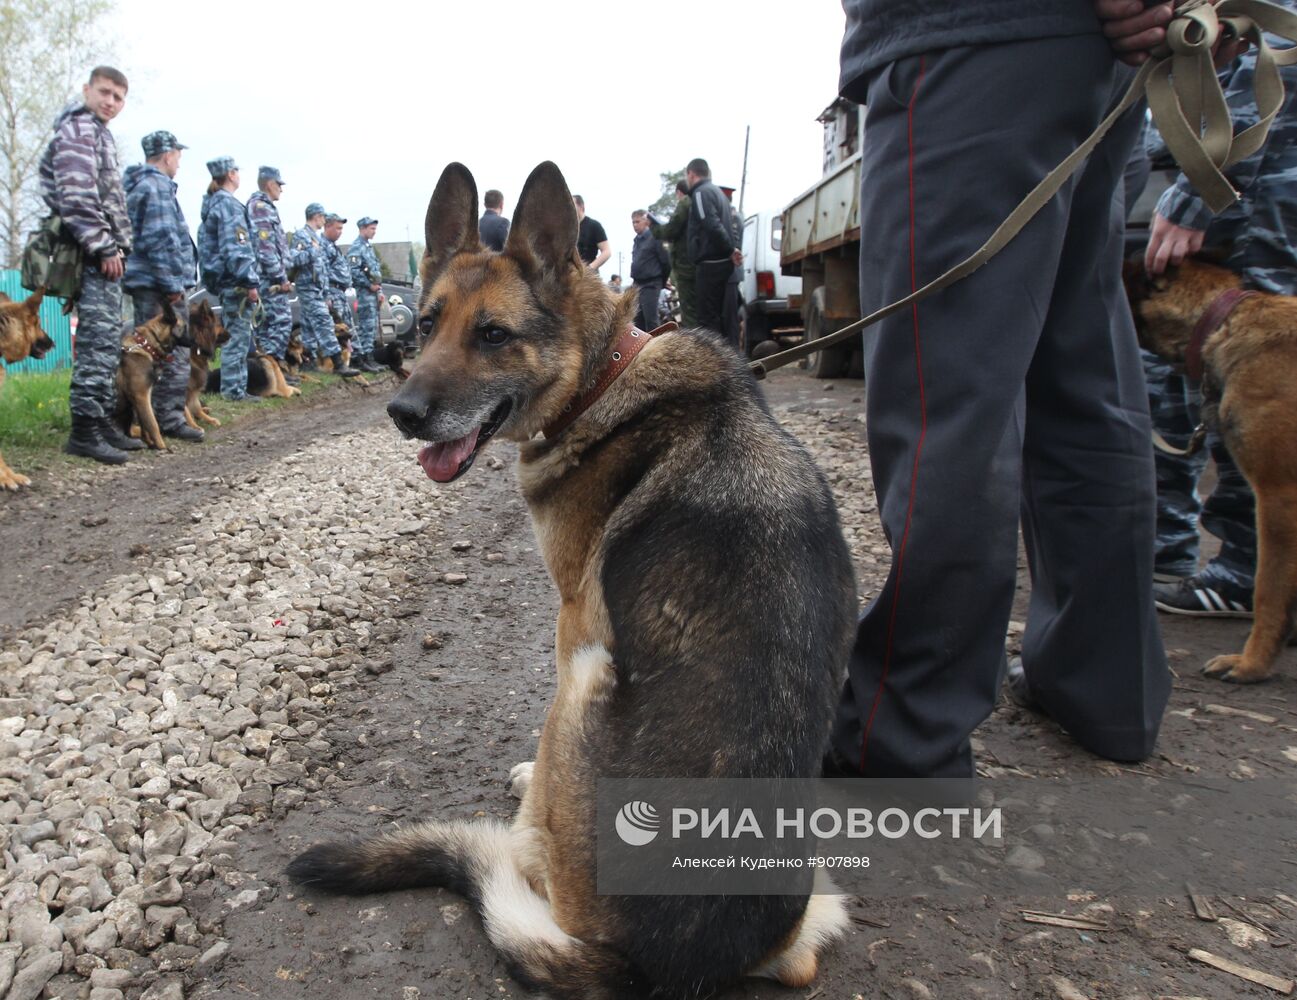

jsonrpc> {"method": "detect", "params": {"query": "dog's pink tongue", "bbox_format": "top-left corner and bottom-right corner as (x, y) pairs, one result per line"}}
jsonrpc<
(417, 427), (481, 482)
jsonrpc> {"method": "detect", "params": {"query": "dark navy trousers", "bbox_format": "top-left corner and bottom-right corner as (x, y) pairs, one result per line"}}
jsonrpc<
(831, 36), (1171, 777)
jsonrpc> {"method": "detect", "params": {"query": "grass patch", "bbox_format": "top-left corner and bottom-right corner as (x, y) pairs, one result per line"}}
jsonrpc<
(199, 369), (343, 425)
(0, 370), (75, 474)
(0, 365), (352, 474)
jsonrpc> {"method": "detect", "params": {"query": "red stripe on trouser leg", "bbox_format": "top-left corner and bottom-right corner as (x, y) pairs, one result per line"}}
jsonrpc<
(860, 55), (928, 774)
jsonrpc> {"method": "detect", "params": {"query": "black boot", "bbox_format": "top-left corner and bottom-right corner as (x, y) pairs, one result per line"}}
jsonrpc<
(329, 353), (360, 377)
(357, 352), (381, 373)
(161, 420), (204, 443)
(97, 416), (144, 452)
(64, 414), (127, 465)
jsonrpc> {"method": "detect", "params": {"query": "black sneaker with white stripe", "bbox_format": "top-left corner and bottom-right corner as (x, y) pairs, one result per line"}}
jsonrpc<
(1153, 576), (1254, 618)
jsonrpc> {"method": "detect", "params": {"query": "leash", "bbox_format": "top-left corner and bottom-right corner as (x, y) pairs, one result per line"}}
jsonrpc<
(749, 0), (1297, 381)
(1153, 284), (1259, 456)
(236, 292), (264, 327)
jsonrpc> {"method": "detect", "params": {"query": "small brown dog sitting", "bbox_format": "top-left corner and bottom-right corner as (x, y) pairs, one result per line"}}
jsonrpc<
(113, 298), (190, 450)
(1125, 257), (1297, 683)
(0, 290), (54, 490)
(184, 300), (227, 430)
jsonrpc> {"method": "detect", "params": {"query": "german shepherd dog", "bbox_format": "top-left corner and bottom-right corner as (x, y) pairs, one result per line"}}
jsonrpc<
(319, 321), (353, 373)
(204, 352), (299, 399)
(184, 300), (227, 430)
(0, 290), (54, 490)
(1125, 257), (1297, 683)
(288, 162), (857, 998)
(113, 298), (195, 450)
(371, 340), (409, 380)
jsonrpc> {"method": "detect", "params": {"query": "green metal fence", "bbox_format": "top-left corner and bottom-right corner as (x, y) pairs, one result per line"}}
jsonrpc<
(0, 269), (73, 373)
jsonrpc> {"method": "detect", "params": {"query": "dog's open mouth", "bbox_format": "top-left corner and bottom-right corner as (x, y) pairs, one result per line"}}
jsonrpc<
(416, 400), (512, 483)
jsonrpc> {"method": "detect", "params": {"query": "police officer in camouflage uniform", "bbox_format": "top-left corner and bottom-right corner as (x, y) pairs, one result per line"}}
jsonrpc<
(321, 211), (354, 347)
(1143, 30), (1297, 618)
(247, 166), (296, 381)
(290, 204), (355, 375)
(347, 216), (383, 372)
(38, 66), (135, 465)
(197, 157), (262, 402)
(123, 130), (201, 443)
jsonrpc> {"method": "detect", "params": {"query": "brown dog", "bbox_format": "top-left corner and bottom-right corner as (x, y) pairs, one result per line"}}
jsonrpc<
(319, 322), (353, 372)
(288, 162), (857, 998)
(1125, 257), (1297, 683)
(0, 290), (54, 490)
(113, 299), (190, 450)
(203, 351), (299, 399)
(184, 300), (227, 430)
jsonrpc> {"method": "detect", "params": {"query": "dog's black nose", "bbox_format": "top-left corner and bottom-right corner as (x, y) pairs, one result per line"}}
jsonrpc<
(388, 395), (428, 438)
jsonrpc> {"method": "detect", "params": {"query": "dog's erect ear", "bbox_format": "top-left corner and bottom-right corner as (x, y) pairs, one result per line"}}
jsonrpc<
(23, 290), (42, 312)
(505, 161), (578, 275)
(159, 298), (177, 326)
(422, 163), (480, 286)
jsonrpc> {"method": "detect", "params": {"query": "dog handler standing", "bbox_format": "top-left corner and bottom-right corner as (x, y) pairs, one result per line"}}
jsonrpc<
(247, 166), (297, 382)
(825, 1), (1173, 778)
(197, 157), (261, 402)
(347, 217), (384, 373)
(290, 204), (355, 376)
(122, 130), (202, 442)
(39, 67), (135, 465)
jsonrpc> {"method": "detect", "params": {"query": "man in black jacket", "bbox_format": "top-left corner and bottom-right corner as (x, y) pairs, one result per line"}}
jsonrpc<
(479, 189), (509, 251)
(629, 210), (670, 330)
(684, 158), (741, 338)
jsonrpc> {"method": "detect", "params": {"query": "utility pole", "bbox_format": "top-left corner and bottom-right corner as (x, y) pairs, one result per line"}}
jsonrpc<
(738, 125), (751, 218)
(617, 251), (623, 279)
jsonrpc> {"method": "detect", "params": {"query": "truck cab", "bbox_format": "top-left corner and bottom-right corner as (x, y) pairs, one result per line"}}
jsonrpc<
(739, 210), (802, 356)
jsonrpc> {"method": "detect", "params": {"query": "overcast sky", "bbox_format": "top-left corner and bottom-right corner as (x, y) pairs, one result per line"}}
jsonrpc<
(106, 1), (846, 282)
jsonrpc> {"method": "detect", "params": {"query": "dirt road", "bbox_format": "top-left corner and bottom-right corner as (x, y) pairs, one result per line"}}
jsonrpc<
(1, 368), (1293, 1000)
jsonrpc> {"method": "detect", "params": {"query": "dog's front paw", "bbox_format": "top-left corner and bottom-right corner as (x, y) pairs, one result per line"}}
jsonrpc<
(0, 470), (30, 490)
(508, 761), (535, 799)
(1203, 654), (1274, 684)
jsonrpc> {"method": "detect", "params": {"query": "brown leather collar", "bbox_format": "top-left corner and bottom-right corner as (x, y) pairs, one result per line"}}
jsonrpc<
(131, 331), (172, 364)
(1185, 288), (1257, 381)
(542, 321), (675, 439)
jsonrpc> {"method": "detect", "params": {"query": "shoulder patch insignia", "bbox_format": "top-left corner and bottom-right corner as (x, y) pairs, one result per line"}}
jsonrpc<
(236, 227), (248, 244)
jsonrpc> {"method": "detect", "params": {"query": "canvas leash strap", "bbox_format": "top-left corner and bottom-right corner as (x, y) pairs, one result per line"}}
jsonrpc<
(749, 0), (1297, 381)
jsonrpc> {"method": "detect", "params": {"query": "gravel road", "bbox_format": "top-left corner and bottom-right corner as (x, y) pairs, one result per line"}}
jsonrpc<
(0, 368), (1293, 1000)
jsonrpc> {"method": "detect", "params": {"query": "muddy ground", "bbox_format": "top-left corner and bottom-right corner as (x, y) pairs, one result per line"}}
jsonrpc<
(1, 367), (1294, 999)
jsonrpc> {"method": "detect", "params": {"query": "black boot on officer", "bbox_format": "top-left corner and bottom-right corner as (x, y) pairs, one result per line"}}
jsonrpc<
(330, 353), (359, 377)
(97, 416), (144, 452)
(65, 415), (128, 465)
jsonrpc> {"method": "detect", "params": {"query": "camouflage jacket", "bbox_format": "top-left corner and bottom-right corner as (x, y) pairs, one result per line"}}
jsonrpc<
(198, 189), (260, 292)
(322, 236), (351, 289)
(122, 164), (195, 294)
(1155, 24), (1297, 294)
(38, 103), (133, 259)
(290, 226), (327, 290)
(650, 196), (694, 280)
(247, 192), (290, 285)
(347, 235), (382, 289)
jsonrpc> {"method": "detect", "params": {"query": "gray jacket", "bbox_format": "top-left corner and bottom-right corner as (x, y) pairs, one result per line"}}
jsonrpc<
(839, 0), (1101, 99)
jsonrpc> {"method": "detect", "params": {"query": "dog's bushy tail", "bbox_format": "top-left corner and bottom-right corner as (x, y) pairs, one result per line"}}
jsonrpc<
(286, 819), (644, 999)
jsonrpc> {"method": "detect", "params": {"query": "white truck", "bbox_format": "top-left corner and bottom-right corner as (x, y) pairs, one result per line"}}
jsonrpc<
(738, 210), (802, 357)
(779, 98), (865, 378)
